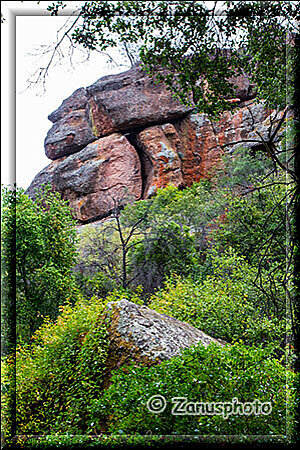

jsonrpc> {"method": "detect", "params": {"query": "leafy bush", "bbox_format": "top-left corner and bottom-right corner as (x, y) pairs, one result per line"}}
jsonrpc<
(128, 221), (201, 293)
(215, 146), (274, 191)
(1, 185), (78, 344)
(76, 194), (203, 295)
(148, 249), (287, 351)
(92, 342), (298, 437)
(76, 221), (122, 286)
(122, 182), (223, 252)
(75, 270), (119, 300)
(2, 296), (109, 437)
(208, 179), (289, 268)
(22, 434), (184, 448)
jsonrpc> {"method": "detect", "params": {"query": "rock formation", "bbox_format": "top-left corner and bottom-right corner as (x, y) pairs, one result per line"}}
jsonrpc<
(30, 133), (142, 222)
(27, 64), (283, 223)
(136, 124), (184, 197)
(104, 299), (225, 385)
(174, 102), (273, 182)
(44, 66), (193, 160)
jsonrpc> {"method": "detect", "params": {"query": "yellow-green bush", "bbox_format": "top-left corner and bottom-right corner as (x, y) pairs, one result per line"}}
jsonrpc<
(93, 342), (298, 438)
(148, 249), (287, 352)
(2, 296), (109, 437)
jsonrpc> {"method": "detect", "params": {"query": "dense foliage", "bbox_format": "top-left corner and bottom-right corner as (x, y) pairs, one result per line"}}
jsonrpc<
(2, 139), (296, 446)
(94, 342), (298, 436)
(76, 198), (202, 295)
(148, 251), (286, 353)
(2, 298), (297, 438)
(2, 297), (109, 436)
(128, 221), (199, 293)
(1, 185), (78, 344)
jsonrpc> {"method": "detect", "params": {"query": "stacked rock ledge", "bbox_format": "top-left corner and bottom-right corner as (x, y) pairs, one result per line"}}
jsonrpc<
(28, 133), (142, 223)
(27, 64), (283, 223)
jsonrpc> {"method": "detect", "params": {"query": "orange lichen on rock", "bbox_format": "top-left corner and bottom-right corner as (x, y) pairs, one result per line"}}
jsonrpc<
(29, 63), (283, 223)
(137, 124), (184, 198)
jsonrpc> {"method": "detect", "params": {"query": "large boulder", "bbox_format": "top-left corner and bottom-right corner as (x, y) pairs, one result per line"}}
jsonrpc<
(44, 109), (97, 160)
(86, 66), (194, 136)
(45, 66), (194, 160)
(27, 133), (142, 222)
(48, 87), (89, 123)
(34, 102), (278, 222)
(104, 299), (225, 384)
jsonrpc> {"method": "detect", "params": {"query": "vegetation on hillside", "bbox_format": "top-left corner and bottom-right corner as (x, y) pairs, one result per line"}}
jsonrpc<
(1, 185), (79, 347)
(1, 1), (299, 447)
(1, 143), (297, 446)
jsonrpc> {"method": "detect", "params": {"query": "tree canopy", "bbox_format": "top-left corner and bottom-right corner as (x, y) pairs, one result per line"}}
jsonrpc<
(50, 1), (300, 116)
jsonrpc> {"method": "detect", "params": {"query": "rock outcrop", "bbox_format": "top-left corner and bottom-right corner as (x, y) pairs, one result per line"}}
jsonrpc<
(104, 299), (225, 384)
(45, 109), (96, 160)
(45, 66), (193, 161)
(136, 124), (184, 198)
(27, 64), (284, 222)
(28, 133), (142, 222)
(174, 101), (272, 183)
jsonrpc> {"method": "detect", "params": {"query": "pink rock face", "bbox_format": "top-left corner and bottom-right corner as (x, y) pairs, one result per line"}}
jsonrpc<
(28, 133), (142, 222)
(45, 66), (193, 160)
(175, 101), (273, 185)
(134, 102), (274, 194)
(136, 124), (184, 198)
(86, 67), (193, 137)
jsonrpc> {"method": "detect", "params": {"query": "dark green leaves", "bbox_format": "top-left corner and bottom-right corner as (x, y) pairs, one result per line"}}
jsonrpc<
(70, 1), (299, 115)
(1, 184), (78, 343)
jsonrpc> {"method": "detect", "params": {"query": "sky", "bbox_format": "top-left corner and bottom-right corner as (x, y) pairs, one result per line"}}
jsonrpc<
(1, 1), (129, 189)
(1, 1), (222, 190)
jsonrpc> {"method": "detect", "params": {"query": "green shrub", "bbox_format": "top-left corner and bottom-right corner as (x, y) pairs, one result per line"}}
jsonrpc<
(207, 177), (290, 269)
(1, 185), (78, 344)
(75, 271), (118, 299)
(22, 434), (185, 448)
(92, 342), (298, 437)
(122, 182), (223, 252)
(215, 146), (274, 191)
(148, 249), (287, 351)
(2, 296), (109, 437)
(128, 221), (201, 293)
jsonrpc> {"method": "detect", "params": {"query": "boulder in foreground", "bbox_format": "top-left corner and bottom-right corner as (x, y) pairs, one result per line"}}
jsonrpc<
(104, 299), (226, 384)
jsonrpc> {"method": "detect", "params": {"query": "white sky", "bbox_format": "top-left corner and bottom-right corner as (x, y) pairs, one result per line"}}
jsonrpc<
(1, 1), (220, 189)
(1, 1), (128, 189)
